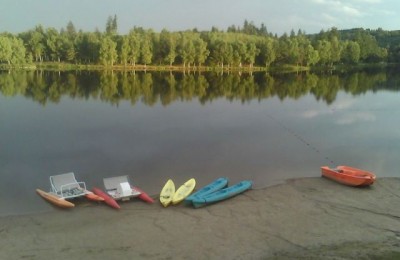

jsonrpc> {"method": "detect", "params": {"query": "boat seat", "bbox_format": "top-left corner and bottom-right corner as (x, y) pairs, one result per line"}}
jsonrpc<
(49, 172), (87, 198)
(117, 182), (132, 197)
(103, 175), (141, 199)
(104, 176), (130, 190)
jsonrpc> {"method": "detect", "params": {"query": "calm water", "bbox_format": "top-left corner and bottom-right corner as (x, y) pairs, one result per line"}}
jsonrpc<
(1, 69), (400, 216)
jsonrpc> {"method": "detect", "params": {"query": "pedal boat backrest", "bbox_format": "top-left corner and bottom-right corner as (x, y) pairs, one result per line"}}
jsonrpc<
(49, 172), (87, 199)
(103, 175), (140, 200)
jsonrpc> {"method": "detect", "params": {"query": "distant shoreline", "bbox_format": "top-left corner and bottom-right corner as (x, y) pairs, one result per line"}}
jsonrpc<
(0, 62), (305, 73)
(1, 62), (394, 74)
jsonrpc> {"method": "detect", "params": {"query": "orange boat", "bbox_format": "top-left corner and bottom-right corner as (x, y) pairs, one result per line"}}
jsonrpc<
(321, 165), (376, 186)
(36, 189), (75, 208)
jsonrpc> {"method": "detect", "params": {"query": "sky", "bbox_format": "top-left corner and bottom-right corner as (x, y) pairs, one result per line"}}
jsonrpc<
(1, 0), (399, 35)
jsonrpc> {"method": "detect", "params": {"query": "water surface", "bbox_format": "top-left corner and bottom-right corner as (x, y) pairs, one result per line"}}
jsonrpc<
(1, 69), (399, 216)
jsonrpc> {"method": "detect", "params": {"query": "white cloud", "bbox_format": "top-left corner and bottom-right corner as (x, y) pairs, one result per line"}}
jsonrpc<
(332, 99), (354, 110)
(342, 6), (362, 17)
(301, 110), (321, 118)
(311, 0), (364, 17)
(321, 13), (338, 23)
(336, 112), (376, 125)
(311, 0), (329, 3)
(352, 0), (382, 3)
(300, 99), (355, 119)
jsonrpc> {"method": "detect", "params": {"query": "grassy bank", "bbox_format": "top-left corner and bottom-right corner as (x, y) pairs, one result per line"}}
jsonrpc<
(1, 62), (308, 73)
(1, 62), (394, 74)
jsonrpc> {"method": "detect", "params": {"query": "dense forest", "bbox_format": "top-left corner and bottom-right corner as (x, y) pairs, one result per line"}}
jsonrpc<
(1, 16), (400, 70)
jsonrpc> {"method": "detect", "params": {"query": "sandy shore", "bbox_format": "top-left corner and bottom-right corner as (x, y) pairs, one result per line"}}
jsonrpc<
(1, 177), (400, 259)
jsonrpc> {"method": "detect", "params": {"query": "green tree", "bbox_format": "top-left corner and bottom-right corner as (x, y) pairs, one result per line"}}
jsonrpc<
(140, 30), (153, 66)
(45, 27), (62, 61)
(242, 20), (258, 35)
(127, 30), (141, 66)
(388, 44), (400, 63)
(353, 29), (386, 62)
(119, 36), (130, 65)
(178, 32), (196, 67)
(330, 36), (342, 65)
(66, 21), (77, 40)
(105, 15), (118, 35)
(10, 37), (26, 64)
(316, 40), (332, 65)
(295, 34), (313, 66)
(99, 36), (118, 66)
(60, 34), (76, 62)
(232, 40), (246, 67)
(194, 36), (209, 67)
(258, 37), (276, 68)
(305, 44), (319, 66)
(341, 41), (360, 64)
(276, 34), (294, 64)
(0, 36), (12, 64)
(244, 42), (259, 67)
(59, 25), (77, 62)
(159, 29), (178, 66)
(211, 40), (229, 68)
(76, 32), (100, 63)
(223, 43), (234, 67)
(23, 26), (45, 62)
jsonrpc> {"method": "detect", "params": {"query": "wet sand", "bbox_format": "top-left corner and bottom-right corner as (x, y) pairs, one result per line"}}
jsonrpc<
(1, 177), (400, 259)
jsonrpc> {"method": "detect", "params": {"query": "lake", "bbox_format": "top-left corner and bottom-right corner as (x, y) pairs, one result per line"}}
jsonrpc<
(1, 68), (399, 216)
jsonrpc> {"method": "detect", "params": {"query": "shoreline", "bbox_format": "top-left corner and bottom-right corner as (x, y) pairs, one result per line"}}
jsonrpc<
(1, 177), (400, 259)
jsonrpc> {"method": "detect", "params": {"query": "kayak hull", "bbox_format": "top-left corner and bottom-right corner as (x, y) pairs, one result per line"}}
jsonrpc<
(160, 179), (175, 207)
(132, 186), (154, 203)
(92, 187), (120, 209)
(321, 166), (376, 186)
(192, 180), (252, 208)
(36, 189), (75, 208)
(185, 177), (228, 203)
(172, 178), (196, 205)
(85, 192), (105, 201)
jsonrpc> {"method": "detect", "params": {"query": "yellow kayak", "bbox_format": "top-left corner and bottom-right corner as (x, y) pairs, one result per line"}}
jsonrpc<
(172, 178), (196, 205)
(160, 179), (175, 207)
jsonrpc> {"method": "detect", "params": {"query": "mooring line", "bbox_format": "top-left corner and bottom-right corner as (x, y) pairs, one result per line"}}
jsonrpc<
(266, 113), (336, 166)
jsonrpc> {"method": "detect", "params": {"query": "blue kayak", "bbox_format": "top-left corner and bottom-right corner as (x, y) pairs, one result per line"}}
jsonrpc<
(185, 177), (229, 203)
(191, 180), (252, 208)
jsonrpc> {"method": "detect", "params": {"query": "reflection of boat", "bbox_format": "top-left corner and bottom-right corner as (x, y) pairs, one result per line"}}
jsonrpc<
(36, 189), (75, 208)
(192, 180), (252, 208)
(172, 178), (196, 205)
(321, 166), (376, 186)
(160, 179), (175, 207)
(92, 187), (120, 209)
(185, 177), (228, 203)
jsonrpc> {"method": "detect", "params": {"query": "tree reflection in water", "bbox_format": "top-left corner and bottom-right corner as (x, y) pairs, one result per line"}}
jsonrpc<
(0, 68), (397, 106)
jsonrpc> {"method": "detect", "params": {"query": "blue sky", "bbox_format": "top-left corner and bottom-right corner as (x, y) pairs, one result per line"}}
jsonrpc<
(1, 0), (399, 35)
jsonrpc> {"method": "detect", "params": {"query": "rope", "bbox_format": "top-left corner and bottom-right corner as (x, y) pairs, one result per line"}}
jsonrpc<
(266, 113), (336, 166)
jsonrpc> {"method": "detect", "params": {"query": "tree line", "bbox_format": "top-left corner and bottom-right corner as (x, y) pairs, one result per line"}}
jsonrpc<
(0, 17), (399, 69)
(1, 69), (398, 106)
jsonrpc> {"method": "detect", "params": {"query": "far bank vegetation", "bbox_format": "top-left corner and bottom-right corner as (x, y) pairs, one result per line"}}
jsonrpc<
(1, 16), (399, 71)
